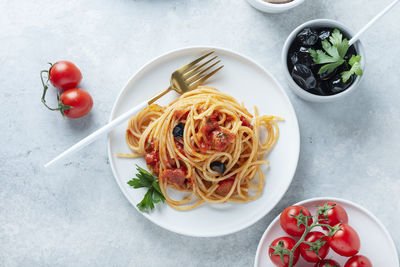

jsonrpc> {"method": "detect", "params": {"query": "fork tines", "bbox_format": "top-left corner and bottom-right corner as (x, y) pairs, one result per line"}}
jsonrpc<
(180, 51), (224, 88)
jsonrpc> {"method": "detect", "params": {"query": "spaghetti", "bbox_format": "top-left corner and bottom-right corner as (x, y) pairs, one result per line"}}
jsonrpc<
(119, 87), (281, 210)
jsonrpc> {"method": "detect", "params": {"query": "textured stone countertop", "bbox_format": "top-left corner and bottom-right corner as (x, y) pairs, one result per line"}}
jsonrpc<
(1, 0), (399, 266)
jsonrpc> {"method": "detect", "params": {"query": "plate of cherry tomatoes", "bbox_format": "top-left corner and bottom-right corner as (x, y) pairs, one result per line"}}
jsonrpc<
(254, 197), (399, 267)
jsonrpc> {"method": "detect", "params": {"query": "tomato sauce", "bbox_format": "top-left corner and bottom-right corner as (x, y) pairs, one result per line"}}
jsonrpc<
(215, 177), (235, 196)
(160, 167), (187, 187)
(199, 111), (235, 152)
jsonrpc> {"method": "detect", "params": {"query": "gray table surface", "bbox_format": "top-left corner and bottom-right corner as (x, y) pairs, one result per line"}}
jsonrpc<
(1, 0), (400, 266)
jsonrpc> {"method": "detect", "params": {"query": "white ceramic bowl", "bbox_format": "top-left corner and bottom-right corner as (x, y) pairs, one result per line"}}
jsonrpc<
(246, 0), (304, 13)
(282, 19), (366, 102)
(254, 197), (399, 267)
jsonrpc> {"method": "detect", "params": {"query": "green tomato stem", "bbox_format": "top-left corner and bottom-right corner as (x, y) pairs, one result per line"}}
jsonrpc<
(40, 69), (72, 115)
(287, 219), (332, 267)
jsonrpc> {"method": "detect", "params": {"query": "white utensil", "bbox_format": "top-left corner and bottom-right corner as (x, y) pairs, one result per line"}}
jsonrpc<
(44, 101), (148, 168)
(44, 52), (222, 168)
(349, 0), (399, 46)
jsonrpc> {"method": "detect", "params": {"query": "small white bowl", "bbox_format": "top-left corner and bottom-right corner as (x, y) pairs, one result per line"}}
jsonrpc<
(254, 197), (399, 267)
(282, 19), (366, 102)
(246, 0), (305, 13)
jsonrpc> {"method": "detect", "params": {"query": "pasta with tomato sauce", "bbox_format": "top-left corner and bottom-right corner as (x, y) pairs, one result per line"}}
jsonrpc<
(118, 87), (281, 210)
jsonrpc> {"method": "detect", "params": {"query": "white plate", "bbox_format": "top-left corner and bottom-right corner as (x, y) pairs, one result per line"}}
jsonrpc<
(107, 46), (300, 237)
(254, 197), (399, 267)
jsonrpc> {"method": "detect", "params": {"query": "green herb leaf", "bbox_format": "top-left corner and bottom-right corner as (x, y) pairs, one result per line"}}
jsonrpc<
(152, 189), (164, 204)
(322, 40), (340, 59)
(312, 38), (345, 75)
(329, 29), (343, 47)
(309, 49), (338, 64)
(349, 54), (361, 66)
(137, 189), (154, 212)
(317, 61), (344, 75)
(127, 165), (165, 212)
(310, 28), (363, 79)
(341, 55), (363, 83)
(329, 29), (349, 58)
(152, 180), (163, 196)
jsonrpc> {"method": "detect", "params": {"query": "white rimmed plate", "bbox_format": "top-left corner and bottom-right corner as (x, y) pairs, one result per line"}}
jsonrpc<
(107, 46), (300, 237)
(254, 197), (399, 266)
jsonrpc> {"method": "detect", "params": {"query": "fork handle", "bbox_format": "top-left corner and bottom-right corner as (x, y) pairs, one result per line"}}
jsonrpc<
(44, 100), (149, 168)
(148, 86), (172, 104)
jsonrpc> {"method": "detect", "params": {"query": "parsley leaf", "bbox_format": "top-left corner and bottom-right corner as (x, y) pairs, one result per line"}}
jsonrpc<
(329, 29), (349, 58)
(322, 39), (341, 59)
(127, 165), (165, 212)
(342, 55), (363, 83)
(309, 49), (338, 64)
(318, 61), (344, 75)
(309, 28), (363, 83)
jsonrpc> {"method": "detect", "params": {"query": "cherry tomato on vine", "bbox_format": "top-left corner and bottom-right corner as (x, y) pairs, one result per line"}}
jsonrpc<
(268, 237), (299, 267)
(328, 223), (360, 257)
(60, 88), (93, 118)
(280, 205), (313, 236)
(49, 61), (82, 90)
(344, 255), (372, 267)
(299, 231), (330, 262)
(318, 202), (348, 231)
(315, 259), (341, 267)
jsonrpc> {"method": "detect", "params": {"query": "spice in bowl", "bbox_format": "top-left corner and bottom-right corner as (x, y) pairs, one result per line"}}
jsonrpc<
(287, 27), (363, 96)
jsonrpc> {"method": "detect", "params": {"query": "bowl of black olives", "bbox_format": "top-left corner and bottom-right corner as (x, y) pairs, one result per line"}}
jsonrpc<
(282, 19), (366, 102)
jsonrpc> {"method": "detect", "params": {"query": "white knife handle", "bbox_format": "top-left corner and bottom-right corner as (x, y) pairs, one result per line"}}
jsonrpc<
(44, 100), (148, 168)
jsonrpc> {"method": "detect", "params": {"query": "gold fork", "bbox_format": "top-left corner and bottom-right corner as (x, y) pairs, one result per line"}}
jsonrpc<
(148, 51), (223, 104)
(44, 51), (223, 167)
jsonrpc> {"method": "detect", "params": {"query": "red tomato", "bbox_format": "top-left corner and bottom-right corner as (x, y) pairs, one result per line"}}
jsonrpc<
(215, 178), (235, 196)
(318, 202), (348, 231)
(145, 151), (159, 165)
(280, 206), (313, 236)
(314, 259), (341, 267)
(299, 231), (330, 262)
(49, 61), (82, 90)
(60, 88), (93, 118)
(210, 129), (235, 151)
(159, 167), (186, 187)
(268, 237), (299, 267)
(344, 255), (372, 267)
(328, 223), (360, 257)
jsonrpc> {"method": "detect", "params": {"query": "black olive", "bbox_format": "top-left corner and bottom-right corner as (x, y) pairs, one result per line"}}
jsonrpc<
(318, 68), (337, 80)
(173, 122), (184, 138)
(291, 64), (317, 91)
(210, 161), (226, 174)
(290, 52), (298, 65)
(297, 47), (315, 67)
(296, 28), (319, 46)
(319, 30), (331, 41)
(329, 73), (355, 94)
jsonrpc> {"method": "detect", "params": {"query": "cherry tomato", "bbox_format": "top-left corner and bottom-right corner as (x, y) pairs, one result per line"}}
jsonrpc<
(299, 231), (330, 262)
(268, 237), (300, 267)
(315, 259), (341, 267)
(344, 255), (372, 267)
(318, 202), (348, 231)
(328, 223), (360, 257)
(60, 88), (93, 118)
(49, 61), (82, 90)
(280, 205), (313, 236)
